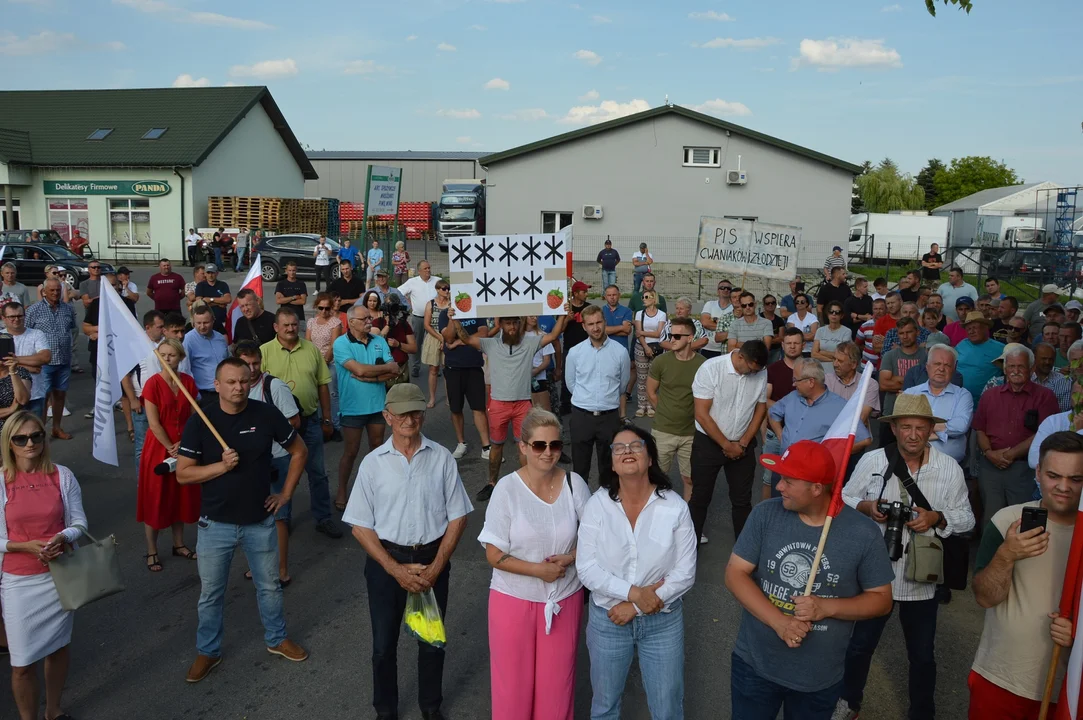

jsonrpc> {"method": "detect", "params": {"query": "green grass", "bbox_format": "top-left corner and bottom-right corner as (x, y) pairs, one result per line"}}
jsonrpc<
(848, 264), (1044, 303)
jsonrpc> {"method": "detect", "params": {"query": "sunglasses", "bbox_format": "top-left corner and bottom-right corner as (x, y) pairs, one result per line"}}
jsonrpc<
(11, 430), (45, 447)
(4, 314), (24, 320)
(89, 265), (101, 270)
(764, 300), (777, 306)
(437, 286), (450, 291)
(828, 310), (842, 315)
(527, 440), (564, 453)
(670, 333), (692, 339)
(317, 306), (333, 311)
(740, 302), (756, 309)
(718, 286), (732, 292)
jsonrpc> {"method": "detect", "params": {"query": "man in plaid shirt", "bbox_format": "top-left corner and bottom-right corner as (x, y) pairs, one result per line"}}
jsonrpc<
(25, 277), (77, 439)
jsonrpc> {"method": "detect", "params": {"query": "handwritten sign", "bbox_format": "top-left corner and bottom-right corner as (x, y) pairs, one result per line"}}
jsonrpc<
(694, 217), (802, 281)
(448, 226), (571, 319)
(366, 166), (402, 216)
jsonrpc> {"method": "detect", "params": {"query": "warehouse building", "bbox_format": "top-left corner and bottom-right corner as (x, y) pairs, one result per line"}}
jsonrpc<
(305, 151), (485, 203)
(0, 86), (315, 261)
(478, 104), (860, 271)
(931, 181), (1064, 247)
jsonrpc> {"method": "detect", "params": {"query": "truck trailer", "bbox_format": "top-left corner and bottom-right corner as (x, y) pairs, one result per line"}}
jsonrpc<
(849, 212), (949, 264)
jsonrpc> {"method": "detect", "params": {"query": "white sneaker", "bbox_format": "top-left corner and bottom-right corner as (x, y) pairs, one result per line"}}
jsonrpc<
(481, 447), (491, 460)
(699, 535), (709, 545)
(831, 699), (858, 720)
(452, 442), (468, 459)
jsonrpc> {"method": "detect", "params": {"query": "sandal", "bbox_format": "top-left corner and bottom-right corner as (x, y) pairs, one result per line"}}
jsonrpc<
(127, 428), (135, 442)
(172, 545), (197, 560)
(334, 500), (347, 512)
(145, 553), (163, 572)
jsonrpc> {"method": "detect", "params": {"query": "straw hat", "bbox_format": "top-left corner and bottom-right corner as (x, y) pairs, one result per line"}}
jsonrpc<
(962, 310), (992, 327)
(879, 393), (946, 424)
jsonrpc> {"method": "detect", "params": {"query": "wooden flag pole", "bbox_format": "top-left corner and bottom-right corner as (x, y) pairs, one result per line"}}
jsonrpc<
(1038, 645), (1062, 720)
(152, 346), (228, 451)
(803, 515), (835, 597)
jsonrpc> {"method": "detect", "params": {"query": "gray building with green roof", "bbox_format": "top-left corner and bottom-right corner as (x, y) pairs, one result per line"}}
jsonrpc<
(0, 85), (316, 261)
(478, 104), (859, 272)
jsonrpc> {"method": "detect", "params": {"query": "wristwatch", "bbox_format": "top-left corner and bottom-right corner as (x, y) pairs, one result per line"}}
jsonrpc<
(321, 419), (332, 426)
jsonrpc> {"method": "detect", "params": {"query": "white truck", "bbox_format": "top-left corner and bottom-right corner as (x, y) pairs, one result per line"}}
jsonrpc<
(849, 212), (949, 264)
(973, 215), (1047, 247)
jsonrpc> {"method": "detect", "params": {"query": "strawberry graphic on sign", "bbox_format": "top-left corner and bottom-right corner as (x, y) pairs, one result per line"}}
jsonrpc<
(546, 289), (564, 310)
(454, 292), (473, 313)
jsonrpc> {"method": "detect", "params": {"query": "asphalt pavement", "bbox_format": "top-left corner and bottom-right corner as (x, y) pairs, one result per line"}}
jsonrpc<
(0, 263), (986, 720)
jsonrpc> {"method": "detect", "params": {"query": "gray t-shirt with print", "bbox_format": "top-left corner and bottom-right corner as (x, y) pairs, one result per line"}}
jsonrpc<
(732, 499), (894, 693)
(478, 333), (543, 402)
(731, 316), (775, 345)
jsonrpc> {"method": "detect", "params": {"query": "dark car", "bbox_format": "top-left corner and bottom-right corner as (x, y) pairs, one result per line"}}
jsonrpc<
(0, 242), (112, 290)
(257, 233), (342, 282)
(987, 248), (1063, 284)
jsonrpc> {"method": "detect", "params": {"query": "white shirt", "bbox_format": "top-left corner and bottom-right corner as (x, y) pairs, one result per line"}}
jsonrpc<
(12, 327), (49, 400)
(344, 434), (473, 546)
(843, 446), (975, 602)
(314, 242), (333, 266)
(478, 470), (590, 631)
(786, 311), (818, 353)
(528, 331), (555, 381)
(249, 374), (300, 459)
(700, 300), (734, 353)
(632, 251), (653, 271)
(186, 233), (202, 248)
(121, 280), (138, 299)
(398, 275), (442, 317)
(635, 309), (667, 339)
(691, 352), (768, 439)
(576, 487), (697, 614)
(1029, 411), (1081, 469)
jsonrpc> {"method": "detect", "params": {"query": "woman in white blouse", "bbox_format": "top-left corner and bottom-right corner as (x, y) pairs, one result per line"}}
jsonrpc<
(479, 408), (590, 720)
(577, 424), (697, 720)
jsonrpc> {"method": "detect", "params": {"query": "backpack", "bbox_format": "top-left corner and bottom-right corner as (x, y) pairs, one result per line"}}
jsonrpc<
(262, 373), (303, 417)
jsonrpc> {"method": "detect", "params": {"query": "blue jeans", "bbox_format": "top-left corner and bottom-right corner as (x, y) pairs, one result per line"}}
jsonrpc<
(762, 430), (781, 490)
(842, 598), (938, 719)
(633, 273), (647, 293)
(327, 363), (340, 431)
(212, 246), (223, 271)
(235, 248), (247, 271)
(586, 600), (685, 720)
(195, 515), (286, 657)
(730, 651), (842, 720)
(132, 409), (149, 471)
(269, 454), (293, 522)
(601, 269), (617, 289)
(299, 414), (332, 522)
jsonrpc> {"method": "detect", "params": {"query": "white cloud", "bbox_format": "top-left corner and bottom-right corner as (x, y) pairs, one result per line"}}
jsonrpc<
(484, 77), (510, 90)
(559, 98), (650, 125)
(700, 36), (781, 49)
(793, 38), (902, 70)
(689, 10), (735, 21)
(456, 136), (473, 144)
(112, 0), (272, 30)
(102, 40), (126, 51)
(496, 108), (548, 121)
(229, 58), (299, 79)
(437, 108), (482, 119)
(173, 73), (211, 87)
(437, 42), (456, 51)
(881, 4), (902, 10)
(591, 14), (611, 23)
(689, 98), (752, 117)
(573, 49), (602, 66)
(0, 30), (75, 56)
(469, 24), (487, 31)
(579, 89), (600, 101)
(406, 34), (417, 41)
(343, 59), (394, 75)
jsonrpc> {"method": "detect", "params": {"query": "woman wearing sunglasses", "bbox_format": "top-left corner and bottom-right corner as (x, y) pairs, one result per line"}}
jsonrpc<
(306, 292), (343, 444)
(633, 291), (667, 417)
(785, 294), (819, 358)
(422, 282), (452, 409)
(811, 300), (852, 372)
(577, 424), (697, 720)
(0, 410), (86, 720)
(479, 408), (589, 720)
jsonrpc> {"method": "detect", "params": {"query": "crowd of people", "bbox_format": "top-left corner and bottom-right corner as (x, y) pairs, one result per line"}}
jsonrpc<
(2, 238), (1083, 720)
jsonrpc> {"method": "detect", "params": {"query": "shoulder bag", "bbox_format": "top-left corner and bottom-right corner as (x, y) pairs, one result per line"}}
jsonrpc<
(49, 524), (126, 610)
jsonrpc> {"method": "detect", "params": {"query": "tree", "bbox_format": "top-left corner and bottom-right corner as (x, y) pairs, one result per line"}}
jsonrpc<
(916, 158), (945, 211)
(926, 0), (973, 16)
(852, 160), (873, 214)
(932, 156), (1021, 207)
(854, 158), (926, 213)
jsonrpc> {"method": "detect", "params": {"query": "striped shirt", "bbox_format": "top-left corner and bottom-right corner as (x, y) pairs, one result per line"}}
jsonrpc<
(882, 326), (931, 355)
(844, 446), (975, 602)
(823, 254), (847, 273)
(858, 317), (879, 368)
(984, 371), (1073, 413)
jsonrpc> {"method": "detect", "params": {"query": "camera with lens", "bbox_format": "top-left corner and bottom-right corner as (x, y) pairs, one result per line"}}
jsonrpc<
(877, 499), (917, 562)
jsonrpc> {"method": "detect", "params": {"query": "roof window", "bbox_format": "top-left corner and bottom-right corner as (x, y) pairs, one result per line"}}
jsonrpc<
(142, 127), (168, 140)
(86, 128), (113, 141)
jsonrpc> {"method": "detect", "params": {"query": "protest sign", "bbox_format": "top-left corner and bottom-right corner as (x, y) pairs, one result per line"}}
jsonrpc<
(447, 226), (571, 319)
(694, 216), (801, 281)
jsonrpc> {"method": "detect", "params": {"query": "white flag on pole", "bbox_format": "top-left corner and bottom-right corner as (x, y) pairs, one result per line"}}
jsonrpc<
(92, 281), (157, 466)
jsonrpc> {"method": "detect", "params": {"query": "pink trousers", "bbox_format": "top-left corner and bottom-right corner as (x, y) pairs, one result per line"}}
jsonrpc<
(488, 588), (584, 720)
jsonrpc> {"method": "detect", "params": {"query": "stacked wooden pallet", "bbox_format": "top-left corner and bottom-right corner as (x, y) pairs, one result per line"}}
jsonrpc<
(207, 196), (284, 230)
(278, 199), (328, 235)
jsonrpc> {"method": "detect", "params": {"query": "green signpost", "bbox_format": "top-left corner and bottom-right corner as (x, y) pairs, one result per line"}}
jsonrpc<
(358, 165), (402, 284)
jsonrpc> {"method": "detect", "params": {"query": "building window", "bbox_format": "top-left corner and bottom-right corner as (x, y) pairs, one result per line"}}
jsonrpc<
(0, 199), (20, 231)
(141, 127), (168, 140)
(109, 198), (151, 247)
(48, 198), (90, 246)
(87, 128), (113, 141)
(541, 211), (573, 234)
(683, 147), (721, 167)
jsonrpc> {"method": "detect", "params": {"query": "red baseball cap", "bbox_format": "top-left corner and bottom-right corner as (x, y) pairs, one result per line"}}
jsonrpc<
(571, 281), (591, 293)
(759, 440), (836, 485)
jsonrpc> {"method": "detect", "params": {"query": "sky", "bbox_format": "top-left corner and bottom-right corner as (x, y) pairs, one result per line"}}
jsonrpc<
(3, 0), (1082, 185)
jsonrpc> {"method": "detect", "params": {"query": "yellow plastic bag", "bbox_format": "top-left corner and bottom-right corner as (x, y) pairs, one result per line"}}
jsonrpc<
(404, 588), (446, 648)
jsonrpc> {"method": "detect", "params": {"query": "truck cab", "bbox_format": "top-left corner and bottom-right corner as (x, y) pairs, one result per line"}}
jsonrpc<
(436, 180), (485, 251)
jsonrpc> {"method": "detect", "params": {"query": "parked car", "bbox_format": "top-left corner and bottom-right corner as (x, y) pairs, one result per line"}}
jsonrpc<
(986, 248), (1063, 284)
(257, 233), (342, 282)
(0, 242), (111, 290)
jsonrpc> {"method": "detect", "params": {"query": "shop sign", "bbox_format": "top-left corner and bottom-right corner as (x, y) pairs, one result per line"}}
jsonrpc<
(43, 180), (172, 197)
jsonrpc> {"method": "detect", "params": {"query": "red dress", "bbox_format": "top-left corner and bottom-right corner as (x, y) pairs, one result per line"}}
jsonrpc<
(136, 373), (201, 529)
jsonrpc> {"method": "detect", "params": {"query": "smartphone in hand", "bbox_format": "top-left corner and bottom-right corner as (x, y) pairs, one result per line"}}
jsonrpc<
(1020, 506), (1048, 534)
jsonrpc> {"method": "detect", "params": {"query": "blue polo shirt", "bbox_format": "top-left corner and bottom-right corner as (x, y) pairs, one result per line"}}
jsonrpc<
(602, 303), (634, 346)
(769, 388), (870, 453)
(333, 332), (393, 416)
(182, 329), (229, 391)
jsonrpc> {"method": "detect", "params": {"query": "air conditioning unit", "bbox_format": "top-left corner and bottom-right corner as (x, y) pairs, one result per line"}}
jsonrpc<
(727, 171), (748, 186)
(582, 204), (604, 219)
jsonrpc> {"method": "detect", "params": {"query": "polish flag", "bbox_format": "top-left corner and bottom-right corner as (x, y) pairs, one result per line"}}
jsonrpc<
(1053, 498), (1083, 718)
(226, 255), (263, 344)
(820, 362), (874, 517)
